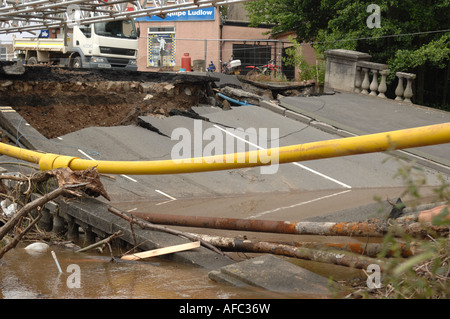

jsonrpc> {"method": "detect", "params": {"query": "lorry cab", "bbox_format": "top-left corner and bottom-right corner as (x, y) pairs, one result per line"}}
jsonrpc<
(70, 19), (139, 71)
(13, 19), (139, 71)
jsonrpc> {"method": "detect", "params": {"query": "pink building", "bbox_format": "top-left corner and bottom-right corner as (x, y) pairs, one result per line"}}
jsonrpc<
(135, 6), (316, 80)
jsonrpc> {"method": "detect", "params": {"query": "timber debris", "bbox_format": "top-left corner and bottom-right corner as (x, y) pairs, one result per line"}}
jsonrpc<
(108, 206), (223, 256)
(0, 167), (110, 259)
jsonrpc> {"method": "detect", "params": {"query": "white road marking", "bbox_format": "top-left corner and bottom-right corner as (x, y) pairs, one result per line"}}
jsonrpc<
(0, 106), (15, 112)
(79, 149), (138, 183)
(213, 124), (352, 189)
(246, 189), (352, 219)
(121, 174), (138, 183)
(291, 162), (352, 189)
(155, 189), (177, 200)
(155, 189), (177, 205)
(78, 149), (96, 160)
(213, 124), (261, 149)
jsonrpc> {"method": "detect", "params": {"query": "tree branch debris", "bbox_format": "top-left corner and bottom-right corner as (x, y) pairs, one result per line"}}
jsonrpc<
(0, 166), (110, 259)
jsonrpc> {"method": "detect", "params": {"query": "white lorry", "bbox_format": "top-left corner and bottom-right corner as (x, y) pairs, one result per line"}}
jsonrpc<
(13, 19), (139, 71)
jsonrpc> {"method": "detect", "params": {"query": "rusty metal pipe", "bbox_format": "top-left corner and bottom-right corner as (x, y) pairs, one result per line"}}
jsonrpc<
(132, 213), (298, 234)
(187, 232), (412, 257)
(131, 213), (390, 237)
(132, 212), (449, 238)
(189, 233), (387, 270)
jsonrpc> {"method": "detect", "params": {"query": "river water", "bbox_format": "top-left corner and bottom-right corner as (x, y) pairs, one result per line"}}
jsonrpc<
(1, 242), (320, 299)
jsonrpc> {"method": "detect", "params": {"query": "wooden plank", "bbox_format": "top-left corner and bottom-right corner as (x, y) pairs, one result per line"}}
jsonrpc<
(120, 241), (201, 261)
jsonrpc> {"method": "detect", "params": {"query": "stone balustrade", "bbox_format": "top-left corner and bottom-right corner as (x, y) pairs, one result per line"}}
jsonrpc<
(394, 72), (416, 103)
(325, 49), (416, 103)
(354, 61), (388, 97)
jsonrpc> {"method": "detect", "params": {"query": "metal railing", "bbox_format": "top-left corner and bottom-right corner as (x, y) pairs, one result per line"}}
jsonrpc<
(0, 0), (254, 34)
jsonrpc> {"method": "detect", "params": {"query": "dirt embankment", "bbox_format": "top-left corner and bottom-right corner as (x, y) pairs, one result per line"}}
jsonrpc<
(0, 66), (217, 138)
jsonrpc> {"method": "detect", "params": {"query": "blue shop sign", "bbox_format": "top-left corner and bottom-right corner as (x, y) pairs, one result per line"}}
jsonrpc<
(40, 30), (50, 38)
(136, 7), (215, 22)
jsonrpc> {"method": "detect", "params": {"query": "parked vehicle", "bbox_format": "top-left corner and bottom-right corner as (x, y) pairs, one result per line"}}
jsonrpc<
(13, 19), (139, 71)
(207, 61), (216, 72)
(246, 59), (284, 78)
(221, 59), (241, 75)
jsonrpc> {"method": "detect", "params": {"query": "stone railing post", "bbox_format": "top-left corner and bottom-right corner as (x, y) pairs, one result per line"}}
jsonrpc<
(357, 61), (388, 97)
(369, 69), (379, 96)
(395, 72), (416, 103)
(354, 66), (362, 93)
(324, 49), (371, 92)
(395, 74), (404, 101)
(378, 69), (390, 98)
(361, 67), (370, 94)
(403, 73), (416, 103)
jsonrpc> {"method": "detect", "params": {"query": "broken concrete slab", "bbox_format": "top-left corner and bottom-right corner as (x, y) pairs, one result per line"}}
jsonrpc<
(191, 105), (223, 116)
(0, 106), (54, 151)
(199, 72), (242, 89)
(2, 61), (25, 75)
(219, 86), (262, 106)
(208, 254), (333, 295)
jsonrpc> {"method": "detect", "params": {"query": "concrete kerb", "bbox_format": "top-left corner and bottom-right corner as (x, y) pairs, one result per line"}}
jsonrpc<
(284, 110), (312, 125)
(259, 99), (341, 136)
(257, 100), (286, 116)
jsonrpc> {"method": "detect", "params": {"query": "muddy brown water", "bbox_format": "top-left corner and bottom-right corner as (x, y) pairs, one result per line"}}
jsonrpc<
(0, 189), (405, 299)
(0, 243), (263, 299)
(0, 242), (345, 299)
(0, 240), (364, 299)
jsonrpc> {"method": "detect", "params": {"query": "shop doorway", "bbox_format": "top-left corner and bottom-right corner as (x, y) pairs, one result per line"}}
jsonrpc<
(148, 27), (175, 68)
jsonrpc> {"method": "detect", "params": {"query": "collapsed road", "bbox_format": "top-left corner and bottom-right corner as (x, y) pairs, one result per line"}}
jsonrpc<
(0, 64), (220, 139)
(0, 64), (449, 297)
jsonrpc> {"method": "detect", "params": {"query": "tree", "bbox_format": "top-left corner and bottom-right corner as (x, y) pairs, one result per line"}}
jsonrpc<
(245, 0), (450, 108)
(244, 0), (332, 42)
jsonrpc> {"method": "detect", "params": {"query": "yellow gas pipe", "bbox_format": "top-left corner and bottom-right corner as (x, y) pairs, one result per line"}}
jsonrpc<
(0, 123), (448, 175)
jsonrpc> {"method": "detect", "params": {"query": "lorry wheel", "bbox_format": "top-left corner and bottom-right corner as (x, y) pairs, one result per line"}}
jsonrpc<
(27, 57), (38, 65)
(72, 56), (82, 68)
